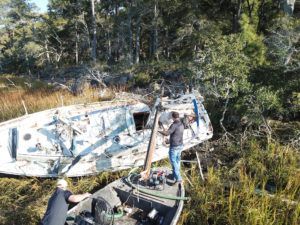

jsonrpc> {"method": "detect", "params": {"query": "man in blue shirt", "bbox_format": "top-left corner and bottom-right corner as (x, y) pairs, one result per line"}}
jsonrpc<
(40, 179), (91, 225)
(159, 111), (184, 184)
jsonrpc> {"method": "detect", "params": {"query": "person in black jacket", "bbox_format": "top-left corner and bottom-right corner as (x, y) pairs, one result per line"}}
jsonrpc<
(40, 179), (91, 225)
(159, 111), (184, 184)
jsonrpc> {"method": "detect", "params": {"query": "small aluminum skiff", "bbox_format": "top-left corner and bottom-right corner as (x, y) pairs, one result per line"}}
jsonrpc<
(66, 167), (187, 225)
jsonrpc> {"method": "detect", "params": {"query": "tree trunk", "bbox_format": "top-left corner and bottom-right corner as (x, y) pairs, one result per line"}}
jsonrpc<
(25, 52), (31, 76)
(75, 19), (79, 65)
(246, 0), (254, 19)
(135, 15), (140, 64)
(114, 3), (120, 61)
(232, 0), (242, 33)
(91, 0), (97, 62)
(107, 31), (112, 60)
(153, 0), (159, 60)
(128, 3), (133, 65)
(45, 38), (51, 64)
(165, 28), (170, 58)
(282, 0), (296, 15)
(120, 22), (125, 61)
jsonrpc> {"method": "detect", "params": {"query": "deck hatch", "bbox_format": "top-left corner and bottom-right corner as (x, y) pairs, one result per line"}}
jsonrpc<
(133, 112), (150, 131)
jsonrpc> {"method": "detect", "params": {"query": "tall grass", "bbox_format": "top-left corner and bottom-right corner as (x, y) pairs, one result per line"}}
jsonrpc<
(179, 140), (300, 225)
(0, 87), (117, 122)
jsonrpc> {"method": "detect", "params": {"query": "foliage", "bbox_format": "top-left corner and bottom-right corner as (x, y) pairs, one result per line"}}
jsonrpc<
(0, 0), (41, 73)
(199, 34), (251, 97)
(134, 71), (151, 86)
(240, 13), (266, 65)
(246, 16), (300, 119)
(191, 33), (252, 132)
(0, 0), (296, 74)
(265, 17), (300, 69)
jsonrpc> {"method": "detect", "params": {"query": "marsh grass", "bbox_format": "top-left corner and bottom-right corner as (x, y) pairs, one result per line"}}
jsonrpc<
(0, 86), (117, 122)
(179, 140), (300, 225)
(0, 77), (299, 225)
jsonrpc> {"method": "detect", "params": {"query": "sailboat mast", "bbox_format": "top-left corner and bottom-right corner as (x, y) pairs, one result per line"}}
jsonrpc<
(143, 106), (160, 178)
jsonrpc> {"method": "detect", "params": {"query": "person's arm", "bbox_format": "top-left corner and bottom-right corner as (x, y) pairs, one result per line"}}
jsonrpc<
(68, 192), (91, 203)
(158, 130), (168, 136)
(158, 123), (175, 136)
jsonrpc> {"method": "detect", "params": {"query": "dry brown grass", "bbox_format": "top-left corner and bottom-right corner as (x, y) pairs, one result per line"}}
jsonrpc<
(0, 87), (118, 122)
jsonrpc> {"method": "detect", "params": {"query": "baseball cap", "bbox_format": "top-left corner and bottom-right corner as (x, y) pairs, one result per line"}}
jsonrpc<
(57, 179), (68, 188)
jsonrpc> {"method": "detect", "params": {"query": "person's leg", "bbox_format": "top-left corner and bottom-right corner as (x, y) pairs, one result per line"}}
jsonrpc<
(169, 147), (176, 180)
(174, 146), (183, 182)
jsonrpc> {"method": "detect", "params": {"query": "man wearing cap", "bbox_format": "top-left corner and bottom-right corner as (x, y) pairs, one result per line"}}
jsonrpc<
(40, 179), (91, 225)
(158, 111), (184, 184)
(187, 112), (196, 124)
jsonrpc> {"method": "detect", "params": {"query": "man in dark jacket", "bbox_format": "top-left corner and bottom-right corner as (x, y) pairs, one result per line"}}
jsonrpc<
(159, 111), (184, 184)
(40, 179), (91, 225)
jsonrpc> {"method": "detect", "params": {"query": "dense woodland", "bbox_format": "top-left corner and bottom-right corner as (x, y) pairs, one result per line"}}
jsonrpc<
(0, 0), (299, 124)
(0, 0), (299, 225)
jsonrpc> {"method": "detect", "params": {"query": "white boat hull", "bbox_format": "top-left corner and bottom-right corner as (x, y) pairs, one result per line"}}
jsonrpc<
(0, 94), (213, 177)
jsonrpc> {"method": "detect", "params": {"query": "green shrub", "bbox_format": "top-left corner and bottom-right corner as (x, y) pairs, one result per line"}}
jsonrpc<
(134, 72), (151, 86)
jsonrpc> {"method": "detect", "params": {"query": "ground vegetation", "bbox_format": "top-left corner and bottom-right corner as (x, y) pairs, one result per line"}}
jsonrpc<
(0, 0), (299, 224)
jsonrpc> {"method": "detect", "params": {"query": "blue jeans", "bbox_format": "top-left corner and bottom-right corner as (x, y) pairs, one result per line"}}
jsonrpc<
(169, 145), (183, 182)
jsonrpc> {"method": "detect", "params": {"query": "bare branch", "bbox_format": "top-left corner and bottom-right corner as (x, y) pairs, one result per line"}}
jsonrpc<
(220, 80), (235, 139)
(53, 82), (72, 92)
(5, 78), (16, 87)
(86, 69), (108, 88)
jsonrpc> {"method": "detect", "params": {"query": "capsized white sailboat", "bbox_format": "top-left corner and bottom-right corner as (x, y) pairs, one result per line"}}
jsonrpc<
(0, 92), (213, 177)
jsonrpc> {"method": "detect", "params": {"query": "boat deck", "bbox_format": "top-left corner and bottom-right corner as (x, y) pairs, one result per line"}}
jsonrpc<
(67, 167), (185, 225)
